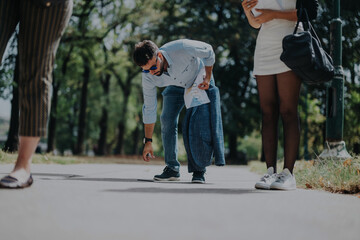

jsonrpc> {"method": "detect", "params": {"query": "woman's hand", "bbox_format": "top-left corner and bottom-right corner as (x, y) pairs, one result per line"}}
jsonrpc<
(253, 9), (277, 24)
(241, 0), (261, 29)
(241, 0), (258, 13)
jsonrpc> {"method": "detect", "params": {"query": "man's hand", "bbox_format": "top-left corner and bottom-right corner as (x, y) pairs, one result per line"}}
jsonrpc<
(142, 142), (154, 162)
(198, 75), (210, 90)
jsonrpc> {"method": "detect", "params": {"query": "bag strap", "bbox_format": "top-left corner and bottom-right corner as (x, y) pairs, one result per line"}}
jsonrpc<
(293, 5), (310, 34)
(294, 7), (324, 49)
(309, 22), (323, 48)
(293, 3), (324, 48)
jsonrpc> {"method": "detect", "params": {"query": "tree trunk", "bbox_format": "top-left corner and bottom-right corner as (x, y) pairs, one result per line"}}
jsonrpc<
(96, 66), (111, 156)
(228, 133), (237, 163)
(114, 121), (125, 155)
(47, 46), (73, 153)
(114, 88), (131, 154)
(97, 107), (108, 155)
(3, 54), (19, 152)
(74, 56), (90, 155)
(131, 122), (140, 155)
(47, 72), (59, 153)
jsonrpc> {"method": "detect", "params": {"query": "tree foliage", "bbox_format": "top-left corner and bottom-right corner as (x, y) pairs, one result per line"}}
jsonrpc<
(1, 0), (359, 159)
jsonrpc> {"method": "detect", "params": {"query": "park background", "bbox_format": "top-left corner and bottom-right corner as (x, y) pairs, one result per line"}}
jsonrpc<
(0, 0), (359, 164)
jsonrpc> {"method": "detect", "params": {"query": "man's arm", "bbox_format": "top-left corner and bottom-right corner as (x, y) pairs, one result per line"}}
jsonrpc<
(141, 75), (158, 161)
(183, 39), (215, 90)
(143, 123), (155, 161)
(198, 65), (213, 90)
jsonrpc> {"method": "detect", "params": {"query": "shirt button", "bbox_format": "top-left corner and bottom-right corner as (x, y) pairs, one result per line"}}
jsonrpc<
(46, 2), (51, 7)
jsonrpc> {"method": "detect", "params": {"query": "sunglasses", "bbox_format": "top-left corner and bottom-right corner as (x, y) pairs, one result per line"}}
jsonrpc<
(142, 55), (158, 73)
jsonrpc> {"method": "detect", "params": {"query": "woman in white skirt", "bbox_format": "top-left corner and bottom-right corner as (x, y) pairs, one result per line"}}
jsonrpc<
(242, 0), (318, 190)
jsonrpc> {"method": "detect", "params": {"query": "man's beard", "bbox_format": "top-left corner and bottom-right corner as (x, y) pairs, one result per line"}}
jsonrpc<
(154, 61), (164, 76)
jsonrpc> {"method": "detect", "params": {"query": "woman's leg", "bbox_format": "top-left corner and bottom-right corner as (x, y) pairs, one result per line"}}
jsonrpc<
(256, 75), (279, 171)
(0, 1), (73, 188)
(13, 137), (40, 172)
(18, 0), (73, 137)
(276, 71), (302, 173)
(15, 0), (73, 172)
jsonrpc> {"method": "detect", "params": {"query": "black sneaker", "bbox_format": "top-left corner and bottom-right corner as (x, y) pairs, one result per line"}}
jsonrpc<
(153, 166), (180, 181)
(191, 171), (205, 184)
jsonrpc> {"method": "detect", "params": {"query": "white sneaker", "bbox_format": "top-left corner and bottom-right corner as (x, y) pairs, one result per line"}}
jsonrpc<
(270, 168), (296, 190)
(255, 167), (277, 190)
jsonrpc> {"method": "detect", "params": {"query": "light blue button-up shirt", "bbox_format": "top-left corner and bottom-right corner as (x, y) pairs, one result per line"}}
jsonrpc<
(142, 39), (216, 124)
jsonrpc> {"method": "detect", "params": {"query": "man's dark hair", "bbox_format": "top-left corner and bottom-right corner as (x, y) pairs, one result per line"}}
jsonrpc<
(133, 40), (159, 67)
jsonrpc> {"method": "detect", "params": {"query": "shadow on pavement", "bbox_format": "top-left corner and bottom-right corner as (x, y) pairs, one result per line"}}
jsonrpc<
(27, 173), (210, 184)
(60, 177), (209, 184)
(1, 174), (265, 195)
(11, 173), (152, 183)
(104, 187), (261, 195)
(45, 177), (217, 184)
(65, 177), (153, 183)
(33, 173), (83, 178)
(0, 172), (83, 178)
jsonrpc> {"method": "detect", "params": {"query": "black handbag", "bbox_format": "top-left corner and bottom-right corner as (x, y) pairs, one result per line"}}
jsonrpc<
(280, 8), (334, 85)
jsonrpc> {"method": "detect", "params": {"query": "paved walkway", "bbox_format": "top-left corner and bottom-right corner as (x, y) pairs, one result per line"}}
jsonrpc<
(0, 164), (359, 240)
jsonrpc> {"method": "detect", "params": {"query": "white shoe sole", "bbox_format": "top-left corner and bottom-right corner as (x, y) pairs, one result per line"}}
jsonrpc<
(191, 180), (205, 184)
(270, 184), (296, 190)
(255, 182), (270, 190)
(153, 177), (180, 181)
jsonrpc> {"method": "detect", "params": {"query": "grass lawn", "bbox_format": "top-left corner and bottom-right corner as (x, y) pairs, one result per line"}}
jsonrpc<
(249, 157), (360, 195)
(0, 150), (164, 165)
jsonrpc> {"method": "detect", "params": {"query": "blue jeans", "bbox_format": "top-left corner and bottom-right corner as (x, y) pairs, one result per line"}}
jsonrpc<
(160, 79), (215, 172)
(160, 86), (184, 172)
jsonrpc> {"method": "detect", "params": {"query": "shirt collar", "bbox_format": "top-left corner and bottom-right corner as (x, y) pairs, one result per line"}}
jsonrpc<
(159, 49), (173, 69)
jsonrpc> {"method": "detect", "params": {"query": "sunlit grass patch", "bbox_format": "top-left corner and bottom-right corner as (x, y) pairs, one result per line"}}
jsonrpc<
(0, 149), (161, 165)
(296, 157), (360, 194)
(249, 157), (360, 194)
(0, 149), (17, 163)
(0, 149), (82, 164)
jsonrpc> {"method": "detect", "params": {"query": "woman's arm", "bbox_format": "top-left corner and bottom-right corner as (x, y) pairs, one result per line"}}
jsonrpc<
(254, 9), (298, 24)
(241, 0), (261, 29)
(242, 0), (298, 27)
